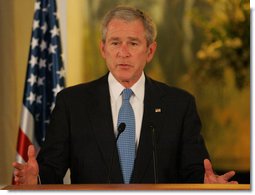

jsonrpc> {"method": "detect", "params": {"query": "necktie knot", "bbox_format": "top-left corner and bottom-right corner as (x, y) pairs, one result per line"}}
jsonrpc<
(122, 88), (133, 101)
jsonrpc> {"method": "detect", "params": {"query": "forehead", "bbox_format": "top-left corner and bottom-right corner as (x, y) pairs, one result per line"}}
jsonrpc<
(106, 19), (146, 40)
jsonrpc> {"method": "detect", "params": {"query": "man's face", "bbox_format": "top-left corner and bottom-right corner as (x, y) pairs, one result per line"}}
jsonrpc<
(100, 19), (157, 88)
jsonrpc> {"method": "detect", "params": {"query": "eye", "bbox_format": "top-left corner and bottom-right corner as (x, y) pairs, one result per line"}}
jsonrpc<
(111, 41), (119, 46)
(130, 42), (138, 46)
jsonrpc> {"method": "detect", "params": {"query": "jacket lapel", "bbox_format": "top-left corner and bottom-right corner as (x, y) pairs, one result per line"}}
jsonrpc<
(131, 77), (166, 183)
(89, 74), (123, 183)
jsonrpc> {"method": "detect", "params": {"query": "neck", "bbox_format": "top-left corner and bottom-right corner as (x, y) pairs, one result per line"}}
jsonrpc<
(118, 73), (143, 88)
(120, 81), (135, 88)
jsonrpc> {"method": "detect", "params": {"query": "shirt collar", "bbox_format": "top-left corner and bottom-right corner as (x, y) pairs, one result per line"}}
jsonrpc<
(108, 72), (145, 101)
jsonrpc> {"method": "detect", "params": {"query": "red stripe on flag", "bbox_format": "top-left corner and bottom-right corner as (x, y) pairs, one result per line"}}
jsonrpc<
(16, 127), (32, 162)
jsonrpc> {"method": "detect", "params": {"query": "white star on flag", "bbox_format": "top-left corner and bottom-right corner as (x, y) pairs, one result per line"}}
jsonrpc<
(36, 95), (42, 104)
(52, 84), (64, 97)
(41, 23), (47, 34)
(37, 77), (45, 86)
(49, 44), (57, 54)
(57, 67), (65, 78)
(33, 20), (40, 30)
(34, 1), (41, 11)
(26, 92), (36, 105)
(50, 25), (59, 38)
(29, 55), (38, 67)
(39, 58), (47, 68)
(27, 74), (37, 86)
(40, 40), (47, 51)
(31, 38), (39, 49)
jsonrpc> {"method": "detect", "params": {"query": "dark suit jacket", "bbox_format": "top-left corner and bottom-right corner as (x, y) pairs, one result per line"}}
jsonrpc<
(37, 73), (209, 184)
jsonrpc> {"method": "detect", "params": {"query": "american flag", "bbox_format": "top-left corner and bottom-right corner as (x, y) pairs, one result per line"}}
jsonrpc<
(15, 0), (65, 165)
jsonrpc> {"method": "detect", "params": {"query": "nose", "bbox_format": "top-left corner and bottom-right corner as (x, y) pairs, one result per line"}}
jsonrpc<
(117, 44), (131, 58)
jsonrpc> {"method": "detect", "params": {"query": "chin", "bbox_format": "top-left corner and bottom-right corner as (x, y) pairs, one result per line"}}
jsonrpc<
(119, 76), (131, 83)
(115, 71), (131, 80)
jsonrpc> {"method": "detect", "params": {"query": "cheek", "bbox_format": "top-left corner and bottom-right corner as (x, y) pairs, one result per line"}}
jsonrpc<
(102, 46), (115, 56)
(105, 56), (116, 70)
(103, 50), (114, 62)
(136, 52), (149, 64)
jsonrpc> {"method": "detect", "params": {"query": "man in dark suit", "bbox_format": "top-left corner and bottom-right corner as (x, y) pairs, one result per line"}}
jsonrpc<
(13, 5), (237, 184)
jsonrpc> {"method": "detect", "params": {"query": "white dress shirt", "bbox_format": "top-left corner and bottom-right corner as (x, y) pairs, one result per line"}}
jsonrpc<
(108, 72), (145, 146)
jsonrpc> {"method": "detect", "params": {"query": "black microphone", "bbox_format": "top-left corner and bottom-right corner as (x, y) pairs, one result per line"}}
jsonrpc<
(108, 122), (126, 183)
(150, 124), (158, 183)
(116, 122), (126, 140)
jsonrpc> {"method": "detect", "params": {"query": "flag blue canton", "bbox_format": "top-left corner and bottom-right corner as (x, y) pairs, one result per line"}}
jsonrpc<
(23, 0), (65, 146)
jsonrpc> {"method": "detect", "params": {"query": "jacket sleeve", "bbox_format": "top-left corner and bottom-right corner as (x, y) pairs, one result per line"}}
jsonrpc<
(37, 90), (70, 184)
(179, 95), (210, 183)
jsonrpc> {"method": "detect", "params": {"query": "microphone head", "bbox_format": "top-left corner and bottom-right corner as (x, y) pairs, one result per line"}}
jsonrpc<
(118, 122), (126, 134)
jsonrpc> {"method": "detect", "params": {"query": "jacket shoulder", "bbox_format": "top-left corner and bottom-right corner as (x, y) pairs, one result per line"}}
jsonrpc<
(57, 74), (108, 99)
(148, 77), (195, 100)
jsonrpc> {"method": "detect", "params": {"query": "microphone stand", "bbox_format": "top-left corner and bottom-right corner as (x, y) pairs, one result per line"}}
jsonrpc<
(108, 123), (126, 183)
(150, 125), (158, 183)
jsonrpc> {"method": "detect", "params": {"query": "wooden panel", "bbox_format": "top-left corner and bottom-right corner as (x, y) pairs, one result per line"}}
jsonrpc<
(1, 184), (250, 190)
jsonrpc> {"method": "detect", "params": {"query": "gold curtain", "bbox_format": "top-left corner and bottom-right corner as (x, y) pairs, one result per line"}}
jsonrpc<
(0, 0), (34, 185)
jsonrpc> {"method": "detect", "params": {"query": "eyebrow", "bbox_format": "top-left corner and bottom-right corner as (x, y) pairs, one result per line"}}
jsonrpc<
(127, 37), (141, 42)
(107, 37), (141, 42)
(107, 37), (120, 42)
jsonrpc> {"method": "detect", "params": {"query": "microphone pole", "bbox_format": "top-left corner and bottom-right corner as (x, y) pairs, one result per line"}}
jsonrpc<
(108, 122), (126, 183)
(150, 125), (158, 183)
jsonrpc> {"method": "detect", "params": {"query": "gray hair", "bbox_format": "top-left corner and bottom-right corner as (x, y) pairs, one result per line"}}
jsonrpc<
(101, 6), (157, 46)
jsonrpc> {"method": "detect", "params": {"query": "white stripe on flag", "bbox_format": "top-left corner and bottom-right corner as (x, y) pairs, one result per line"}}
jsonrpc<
(19, 105), (40, 152)
(20, 105), (34, 141)
(16, 153), (25, 164)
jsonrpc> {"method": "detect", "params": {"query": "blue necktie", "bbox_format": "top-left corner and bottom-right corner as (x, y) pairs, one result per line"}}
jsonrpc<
(117, 88), (136, 184)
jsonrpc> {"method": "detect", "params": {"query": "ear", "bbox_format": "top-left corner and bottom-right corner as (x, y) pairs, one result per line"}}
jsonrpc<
(146, 41), (157, 63)
(99, 41), (106, 59)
